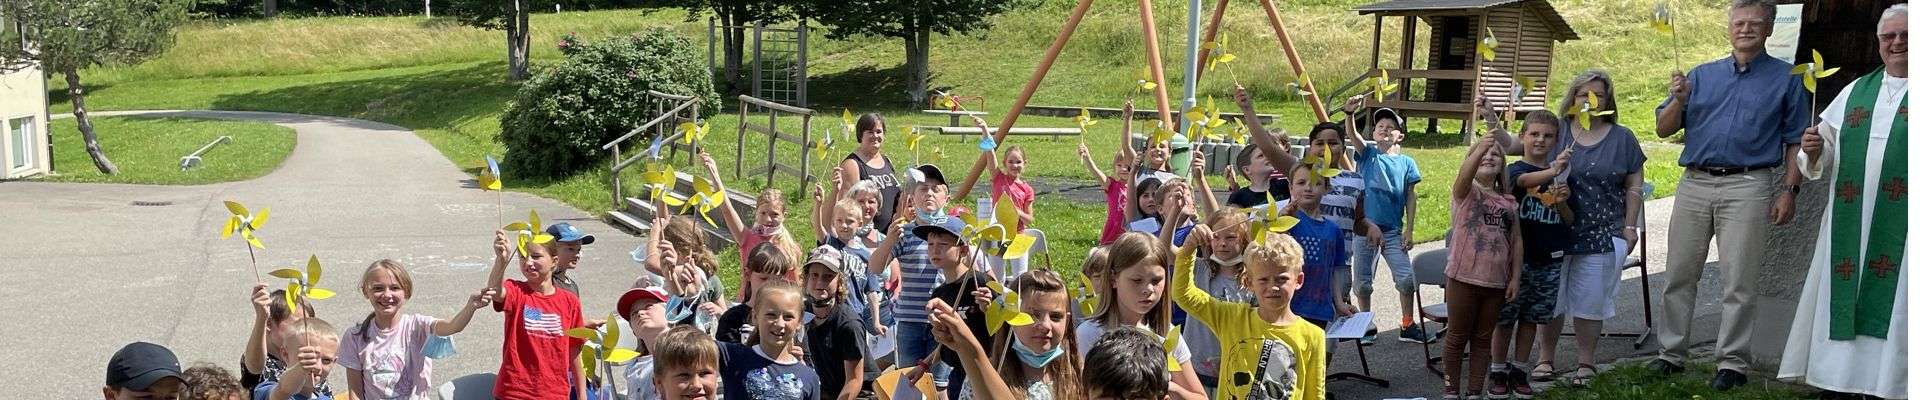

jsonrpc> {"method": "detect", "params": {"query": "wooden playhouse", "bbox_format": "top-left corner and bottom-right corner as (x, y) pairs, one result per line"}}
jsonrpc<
(1344, 0), (1580, 136)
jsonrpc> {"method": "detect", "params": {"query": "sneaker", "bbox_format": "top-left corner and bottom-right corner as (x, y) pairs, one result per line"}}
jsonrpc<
(1399, 324), (1434, 343)
(1361, 327), (1379, 345)
(1443, 386), (1461, 400)
(1647, 358), (1684, 376)
(1466, 393), (1486, 400)
(1710, 369), (1749, 391)
(1488, 371), (1511, 399)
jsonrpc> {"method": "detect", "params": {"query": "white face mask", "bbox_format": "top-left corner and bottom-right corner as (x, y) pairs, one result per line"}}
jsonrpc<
(1208, 254), (1245, 267)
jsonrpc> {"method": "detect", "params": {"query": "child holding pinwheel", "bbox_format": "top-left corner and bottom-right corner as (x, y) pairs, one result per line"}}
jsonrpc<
(1276, 162), (1359, 328)
(1340, 94), (1431, 345)
(485, 229), (587, 400)
(1119, 100), (1179, 184)
(1440, 134), (1521, 400)
(717, 282), (822, 400)
(914, 217), (993, 400)
(697, 152), (803, 302)
(254, 318), (341, 400)
(243, 285), (330, 398)
(1078, 135), (1136, 245)
(957, 269), (1087, 399)
(1076, 232), (1207, 398)
(337, 260), (493, 399)
(714, 243), (798, 344)
(1172, 218), (1327, 400)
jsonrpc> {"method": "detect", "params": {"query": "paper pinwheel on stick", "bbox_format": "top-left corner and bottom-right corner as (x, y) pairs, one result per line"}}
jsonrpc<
(1566, 91), (1616, 130)
(478, 155), (507, 225)
(1185, 97), (1229, 142)
(220, 200), (271, 280)
(639, 163), (677, 203)
(1228, 117), (1251, 145)
(904, 127), (928, 166)
(1792, 49), (1842, 125)
(663, 176), (725, 225)
(502, 210), (557, 257)
(1478, 27), (1500, 62)
(269, 255), (336, 311)
(568, 313), (641, 385)
(676, 120), (710, 148)
(1202, 35), (1239, 83)
(1651, 2), (1681, 71)
(1073, 107), (1097, 144)
(841, 109), (857, 141)
(1163, 325), (1185, 371)
(1072, 272), (1099, 316)
(1148, 121), (1177, 148)
(1505, 75), (1540, 123)
(1368, 70), (1401, 103)
(1287, 74), (1316, 97)
(1131, 67), (1159, 102)
(1247, 191), (1301, 244)
(982, 280), (1035, 336)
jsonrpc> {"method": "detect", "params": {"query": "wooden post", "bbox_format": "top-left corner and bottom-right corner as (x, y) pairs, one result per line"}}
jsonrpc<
(765, 110), (777, 188)
(1400, 16), (1415, 103)
(736, 97), (747, 179)
(1191, 0), (1231, 85)
(1371, 15), (1384, 75)
(1138, 0), (1177, 129)
(1256, 0), (1329, 122)
(1466, 12), (1487, 144)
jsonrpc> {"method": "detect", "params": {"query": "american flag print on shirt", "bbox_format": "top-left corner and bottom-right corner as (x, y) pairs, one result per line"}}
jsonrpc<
(522, 306), (565, 337)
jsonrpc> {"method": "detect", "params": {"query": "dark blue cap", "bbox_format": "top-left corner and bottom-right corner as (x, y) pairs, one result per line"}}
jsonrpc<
(545, 223), (595, 245)
(911, 216), (970, 246)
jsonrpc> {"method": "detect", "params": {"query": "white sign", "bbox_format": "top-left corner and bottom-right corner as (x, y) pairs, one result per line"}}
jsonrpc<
(1767, 4), (1805, 63)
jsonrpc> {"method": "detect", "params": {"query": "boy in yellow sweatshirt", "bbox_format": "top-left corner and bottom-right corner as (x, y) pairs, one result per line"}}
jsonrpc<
(1174, 224), (1327, 400)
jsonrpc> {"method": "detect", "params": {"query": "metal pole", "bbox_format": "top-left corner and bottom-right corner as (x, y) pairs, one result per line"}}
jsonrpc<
(1177, 0), (1202, 136)
(797, 22), (809, 108)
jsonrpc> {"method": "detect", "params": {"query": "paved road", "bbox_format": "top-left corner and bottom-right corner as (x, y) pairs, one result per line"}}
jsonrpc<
(4, 111), (644, 398)
(6, 110), (1739, 399)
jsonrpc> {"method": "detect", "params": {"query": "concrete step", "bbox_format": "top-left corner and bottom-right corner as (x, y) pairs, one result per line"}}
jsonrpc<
(624, 196), (736, 252)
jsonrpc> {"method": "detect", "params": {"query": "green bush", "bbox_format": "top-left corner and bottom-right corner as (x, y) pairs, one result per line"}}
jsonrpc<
(500, 29), (718, 179)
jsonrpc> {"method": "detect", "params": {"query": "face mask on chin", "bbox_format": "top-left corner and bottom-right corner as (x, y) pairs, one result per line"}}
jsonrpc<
(1012, 335), (1066, 369)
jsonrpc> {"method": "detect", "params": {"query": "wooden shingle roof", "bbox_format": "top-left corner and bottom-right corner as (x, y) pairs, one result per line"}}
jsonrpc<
(1355, 0), (1579, 41)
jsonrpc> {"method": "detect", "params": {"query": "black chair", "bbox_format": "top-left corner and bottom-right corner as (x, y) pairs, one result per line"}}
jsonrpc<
(1411, 246), (1452, 377)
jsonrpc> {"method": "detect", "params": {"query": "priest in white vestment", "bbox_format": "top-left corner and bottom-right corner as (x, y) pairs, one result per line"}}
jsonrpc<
(1779, 4), (1909, 399)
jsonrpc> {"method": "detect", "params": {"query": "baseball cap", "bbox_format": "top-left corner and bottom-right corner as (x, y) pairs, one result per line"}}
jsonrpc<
(911, 216), (970, 246)
(1372, 108), (1406, 131)
(545, 223), (595, 245)
(616, 286), (670, 320)
(908, 164), (947, 186)
(803, 245), (847, 277)
(105, 342), (182, 390)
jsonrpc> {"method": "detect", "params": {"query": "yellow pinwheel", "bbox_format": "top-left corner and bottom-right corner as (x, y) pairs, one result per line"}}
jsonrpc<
(1228, 117), (1250, 145)
(1369, 70), (1400, 103)
(1072, 272), (1099, 316)
(1073, 107), (1098, 133)
(1185, 97), (1229, 141)
(1477, 27), (1499, 61)
(676, 120), (709, 147)
(983, 280), (1035, 336)
(1135, 66), (1158, 93)
(666, 176), (726, 226)
(905, 128), (925, 153)
(1287, 74), (1315, 97)
(1792, 49), (1842, 95)
(1566, 91), (1616, 130)
(813, 136), (835, 161)
(1650, 1), (1674, 34)
(1248, 191), (1300, 244)
(1164, 326), (1184, 372)
(567, 313), (642, 381)
(478, 155), (503, 191)
(222, 201), (270, 250)
(1508, 75), (1538, 106)
(929, 146), (946, 161)
(842, 109), (857, 140)
(269, 255), (336, 311)
(1307, 145), (1342, 184)
(1202, 35), (1237, 74)
(502, 210), (557, 257)
(639, 162), (677, 202)
(1149, 121), (1176, 147)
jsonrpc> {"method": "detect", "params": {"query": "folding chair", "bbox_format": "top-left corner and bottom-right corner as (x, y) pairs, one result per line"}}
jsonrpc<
(1560, 182), (1655, 348)
(1411, 244), (1452, 377)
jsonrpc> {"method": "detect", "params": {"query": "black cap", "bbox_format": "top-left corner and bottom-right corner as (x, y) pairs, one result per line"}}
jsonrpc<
(106, 342), (182, 390)
(911, 164), (947, 186)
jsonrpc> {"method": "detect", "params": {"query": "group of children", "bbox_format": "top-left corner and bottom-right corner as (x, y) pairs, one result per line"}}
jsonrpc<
(176, 80), (1607, 400)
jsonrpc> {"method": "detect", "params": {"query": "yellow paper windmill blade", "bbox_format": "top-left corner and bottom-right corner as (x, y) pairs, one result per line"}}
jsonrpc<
(1003, 233), (1038, 260)
(813, 137), (835, 161)
(983, 281), (1035, 336)
(1149, 123), (1176, 147)
(676, 121), (710, 146)
(1586, 91), (1616, 119)
(1478, 28), (1499, 61)
(1135, 66), (1158, 92)
(221, 201), (270, 248)
(1228, 118), (1249, 145)
(479, 155), (504, 191)
(1162, 329), (1184, 368)
(1203, 36), (1237, 73)
(1370, 70), (1400, 103)
(1792, 49), (1843, 94)
(502, 210), (557, 256)
(842, 109), (856, 137)
(1651, 2), (1675, 34)
(1073, 273), (1100, 316)
(640, 163), (677, 202)
(1073, 107), (1098, 132)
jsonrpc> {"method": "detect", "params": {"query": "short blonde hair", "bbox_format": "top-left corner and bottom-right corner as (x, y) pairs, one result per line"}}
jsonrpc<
(656, 325), (720, 372)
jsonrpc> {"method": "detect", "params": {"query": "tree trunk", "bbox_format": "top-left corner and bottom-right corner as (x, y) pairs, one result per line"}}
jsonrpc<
(264, 0), (277, 17)
(62, 68), (118, 175)
(506, 0), (530, 81)
(721, 10), (746, 95)
(903, 27), (932, 104)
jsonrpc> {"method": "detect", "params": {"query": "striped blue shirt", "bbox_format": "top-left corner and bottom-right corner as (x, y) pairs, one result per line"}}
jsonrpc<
(892, 224), (940, 323)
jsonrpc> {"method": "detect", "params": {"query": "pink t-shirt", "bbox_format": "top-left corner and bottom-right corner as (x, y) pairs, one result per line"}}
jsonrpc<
(990, 173), (1035, 231)
(1448, 186), (1518, 288)
(338, 313), (437, 399)
(1100, 178), (1126, 244)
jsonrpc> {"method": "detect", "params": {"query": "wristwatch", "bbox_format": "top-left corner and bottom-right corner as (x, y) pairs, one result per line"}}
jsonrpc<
(1789, 184), (1802, 196)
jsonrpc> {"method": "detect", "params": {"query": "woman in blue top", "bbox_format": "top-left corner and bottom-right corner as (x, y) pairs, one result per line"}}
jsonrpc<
(1540, 70), (1646, 386)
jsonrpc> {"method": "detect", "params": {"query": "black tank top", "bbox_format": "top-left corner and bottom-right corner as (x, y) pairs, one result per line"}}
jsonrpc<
(845, 152), (902, 232)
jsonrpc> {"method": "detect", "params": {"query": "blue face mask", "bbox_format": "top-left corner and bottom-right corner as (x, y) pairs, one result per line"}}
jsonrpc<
(1012, 336), (1065, 369)
(915, 209), (949, 224)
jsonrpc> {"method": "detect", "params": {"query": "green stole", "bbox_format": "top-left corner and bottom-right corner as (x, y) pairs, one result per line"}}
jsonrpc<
(1829, 67), (1908, 340)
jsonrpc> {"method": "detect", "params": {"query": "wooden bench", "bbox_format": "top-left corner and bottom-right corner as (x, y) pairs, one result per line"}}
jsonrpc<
(920, 109), (990, 128)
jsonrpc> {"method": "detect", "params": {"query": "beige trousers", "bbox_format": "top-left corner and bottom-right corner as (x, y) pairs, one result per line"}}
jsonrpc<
(1657, 168), (1777, 372)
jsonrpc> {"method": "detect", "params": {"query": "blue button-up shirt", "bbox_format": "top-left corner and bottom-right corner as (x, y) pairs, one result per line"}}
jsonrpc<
(1657, 55), (1811, 168)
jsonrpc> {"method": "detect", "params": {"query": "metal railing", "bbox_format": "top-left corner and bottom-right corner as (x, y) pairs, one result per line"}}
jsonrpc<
(603, 91), (702, 207)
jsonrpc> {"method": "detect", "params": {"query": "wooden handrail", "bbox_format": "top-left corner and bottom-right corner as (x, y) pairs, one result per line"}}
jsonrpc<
(738, 94), (814, 115)
(1385, 68), (1476, 81)
(647, 90), (695, 102)
(604, 97), (700, 150)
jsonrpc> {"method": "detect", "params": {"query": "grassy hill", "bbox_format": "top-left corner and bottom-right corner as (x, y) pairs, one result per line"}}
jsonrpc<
(47, 0), (1722, 269)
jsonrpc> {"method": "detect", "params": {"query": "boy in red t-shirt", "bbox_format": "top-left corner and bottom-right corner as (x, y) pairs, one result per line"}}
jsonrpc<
(488, 229), (586, 400)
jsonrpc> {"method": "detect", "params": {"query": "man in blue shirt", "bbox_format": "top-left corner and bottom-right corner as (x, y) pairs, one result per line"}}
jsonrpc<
(1647, 0), (1811, 391)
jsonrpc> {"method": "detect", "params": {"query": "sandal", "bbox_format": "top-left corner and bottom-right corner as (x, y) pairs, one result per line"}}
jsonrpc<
(1568, 364), (1598, 387)
(1529, 362), (1556, 382)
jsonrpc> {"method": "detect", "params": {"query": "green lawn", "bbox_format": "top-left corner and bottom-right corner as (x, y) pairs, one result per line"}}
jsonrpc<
(1540, 361), (1816, 400)
(47, 0), (1727, 286)
(43, 116), (296, 185)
